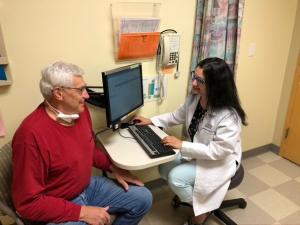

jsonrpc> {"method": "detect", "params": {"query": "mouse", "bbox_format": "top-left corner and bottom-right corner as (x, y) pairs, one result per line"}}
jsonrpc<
(132, 119), (141, 124)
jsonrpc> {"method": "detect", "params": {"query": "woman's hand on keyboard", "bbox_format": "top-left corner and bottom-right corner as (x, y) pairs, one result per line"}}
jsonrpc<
(162, 136), (182, 149)
(132, 116), (153, 125)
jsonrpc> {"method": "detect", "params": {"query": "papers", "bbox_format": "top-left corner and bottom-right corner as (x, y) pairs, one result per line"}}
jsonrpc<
(117, 18), (160, 59)
(111, 2), (161, 60)
(116, 17), (160, 60)
(120, 18), (160, 33)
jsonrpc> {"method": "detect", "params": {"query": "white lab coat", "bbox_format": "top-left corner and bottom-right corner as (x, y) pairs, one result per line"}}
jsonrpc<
(151, 94), (242, 216)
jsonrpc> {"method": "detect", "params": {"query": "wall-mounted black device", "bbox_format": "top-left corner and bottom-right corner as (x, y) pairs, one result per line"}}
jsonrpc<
(86, 86), (105, 108)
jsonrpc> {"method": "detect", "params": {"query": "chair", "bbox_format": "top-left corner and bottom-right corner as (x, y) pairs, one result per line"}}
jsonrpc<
(172, 164), (247, 225)
(0, 142), (24, 225)
(0, 142), (116, 225)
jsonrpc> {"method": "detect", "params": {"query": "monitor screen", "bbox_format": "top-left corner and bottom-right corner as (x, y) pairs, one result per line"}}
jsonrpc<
(102, 63), (144, 128)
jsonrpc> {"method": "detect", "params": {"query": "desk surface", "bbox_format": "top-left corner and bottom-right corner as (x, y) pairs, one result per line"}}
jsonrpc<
(97, 125), (178, 170)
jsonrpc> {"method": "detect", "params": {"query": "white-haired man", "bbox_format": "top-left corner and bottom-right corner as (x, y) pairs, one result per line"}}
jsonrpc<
(12, 61), (152, 225)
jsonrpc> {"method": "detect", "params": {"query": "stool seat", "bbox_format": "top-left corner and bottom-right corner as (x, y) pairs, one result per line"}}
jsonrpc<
(229, 164), (244, 189)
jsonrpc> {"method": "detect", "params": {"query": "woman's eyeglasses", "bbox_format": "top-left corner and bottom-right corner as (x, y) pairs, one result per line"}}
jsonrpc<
(191, 71), (205, 85)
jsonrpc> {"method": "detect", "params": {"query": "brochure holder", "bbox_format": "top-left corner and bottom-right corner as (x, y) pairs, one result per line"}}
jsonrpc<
(118, 32), (160, 59)
(111, 2), (161, 61)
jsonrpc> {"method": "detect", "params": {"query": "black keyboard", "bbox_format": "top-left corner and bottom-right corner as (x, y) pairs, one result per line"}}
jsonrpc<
(128, 125), (176, 158)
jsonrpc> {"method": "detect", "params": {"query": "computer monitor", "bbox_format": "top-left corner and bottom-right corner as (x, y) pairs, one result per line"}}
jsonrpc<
(102, 63), (144, 129)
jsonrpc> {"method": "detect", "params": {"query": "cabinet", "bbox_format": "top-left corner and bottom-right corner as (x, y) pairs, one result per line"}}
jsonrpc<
(0, 25), (12, 86)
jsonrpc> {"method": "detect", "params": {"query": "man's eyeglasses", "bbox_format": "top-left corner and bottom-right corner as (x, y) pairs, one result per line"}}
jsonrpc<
(60, 86), (87, 95)
(191, 71), (205, 85)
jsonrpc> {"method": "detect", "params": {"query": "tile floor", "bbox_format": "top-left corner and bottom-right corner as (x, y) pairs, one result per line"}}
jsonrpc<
(1, 151), (300, 225)
(139, 151), (300, 225)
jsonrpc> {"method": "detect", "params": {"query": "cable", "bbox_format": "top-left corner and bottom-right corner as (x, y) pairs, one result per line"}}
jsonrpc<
(158, 72), (165, 102)
(118, 128), (135, 139)
(160, 29), (177, 34)
(174, 53), (180, 78)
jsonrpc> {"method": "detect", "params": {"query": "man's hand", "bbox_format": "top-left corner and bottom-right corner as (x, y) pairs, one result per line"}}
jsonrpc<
(79, 205), (110, 225)
(162, 136), (182, 149)
(110, 165), (144, 191)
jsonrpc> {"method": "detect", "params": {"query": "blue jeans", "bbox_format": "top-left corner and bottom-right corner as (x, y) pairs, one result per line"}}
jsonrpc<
(159, 154), (196, 203)
(48, 176), (152, 225)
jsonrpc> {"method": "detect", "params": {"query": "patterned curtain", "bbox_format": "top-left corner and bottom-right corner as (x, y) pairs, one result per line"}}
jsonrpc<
(191, 0), (245, 72)
(182, 0), (244, 139)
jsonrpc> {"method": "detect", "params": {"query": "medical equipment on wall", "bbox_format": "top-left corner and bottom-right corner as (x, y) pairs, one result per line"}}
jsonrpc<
(156, 29), (180, 101)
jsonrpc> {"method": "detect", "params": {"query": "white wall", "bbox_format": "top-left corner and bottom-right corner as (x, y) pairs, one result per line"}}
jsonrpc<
(236, 0), (298, 150)
(273, 1), (300, 146)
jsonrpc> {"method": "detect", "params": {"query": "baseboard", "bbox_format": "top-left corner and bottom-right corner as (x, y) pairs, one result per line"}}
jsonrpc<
(243, 143), (280, 159)
(145, 177), (167, 189)
(269, 144), (280, 154)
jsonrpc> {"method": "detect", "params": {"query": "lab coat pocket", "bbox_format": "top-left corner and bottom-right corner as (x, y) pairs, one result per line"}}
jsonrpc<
(197, 127), (214, 145)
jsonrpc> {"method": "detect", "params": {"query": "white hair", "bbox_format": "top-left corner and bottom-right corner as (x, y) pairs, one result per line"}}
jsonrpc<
(39, 61), (84, 99)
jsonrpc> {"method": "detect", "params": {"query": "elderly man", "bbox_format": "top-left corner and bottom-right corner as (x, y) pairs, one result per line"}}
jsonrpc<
(12, 61), (152, 225)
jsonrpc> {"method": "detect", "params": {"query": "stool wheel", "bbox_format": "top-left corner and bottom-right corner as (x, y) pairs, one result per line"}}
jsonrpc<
(172, 195), (181, 208)
(239, 199), (247, 209)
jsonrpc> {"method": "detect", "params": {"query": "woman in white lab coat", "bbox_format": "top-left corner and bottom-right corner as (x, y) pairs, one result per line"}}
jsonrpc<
(134, 57), (247, 225)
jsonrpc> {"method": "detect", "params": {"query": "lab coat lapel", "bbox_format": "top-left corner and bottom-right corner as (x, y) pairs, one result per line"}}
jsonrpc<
(186, 95), (201, 130)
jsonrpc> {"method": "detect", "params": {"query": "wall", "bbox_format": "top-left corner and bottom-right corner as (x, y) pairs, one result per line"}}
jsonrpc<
(273, 1), (300, 146)
(236, 0), (298, 150)
(0, 0), (299, 181)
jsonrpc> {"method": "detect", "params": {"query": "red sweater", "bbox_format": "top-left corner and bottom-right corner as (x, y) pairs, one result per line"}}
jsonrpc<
(12, 104), (112, 223)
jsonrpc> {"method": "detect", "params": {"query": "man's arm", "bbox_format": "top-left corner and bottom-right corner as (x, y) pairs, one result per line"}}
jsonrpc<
(92, 146), (112, 171)
(12, 142), (81, 222)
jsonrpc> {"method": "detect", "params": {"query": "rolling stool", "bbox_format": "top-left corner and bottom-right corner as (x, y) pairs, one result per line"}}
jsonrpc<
(172, 164), (247, 225)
